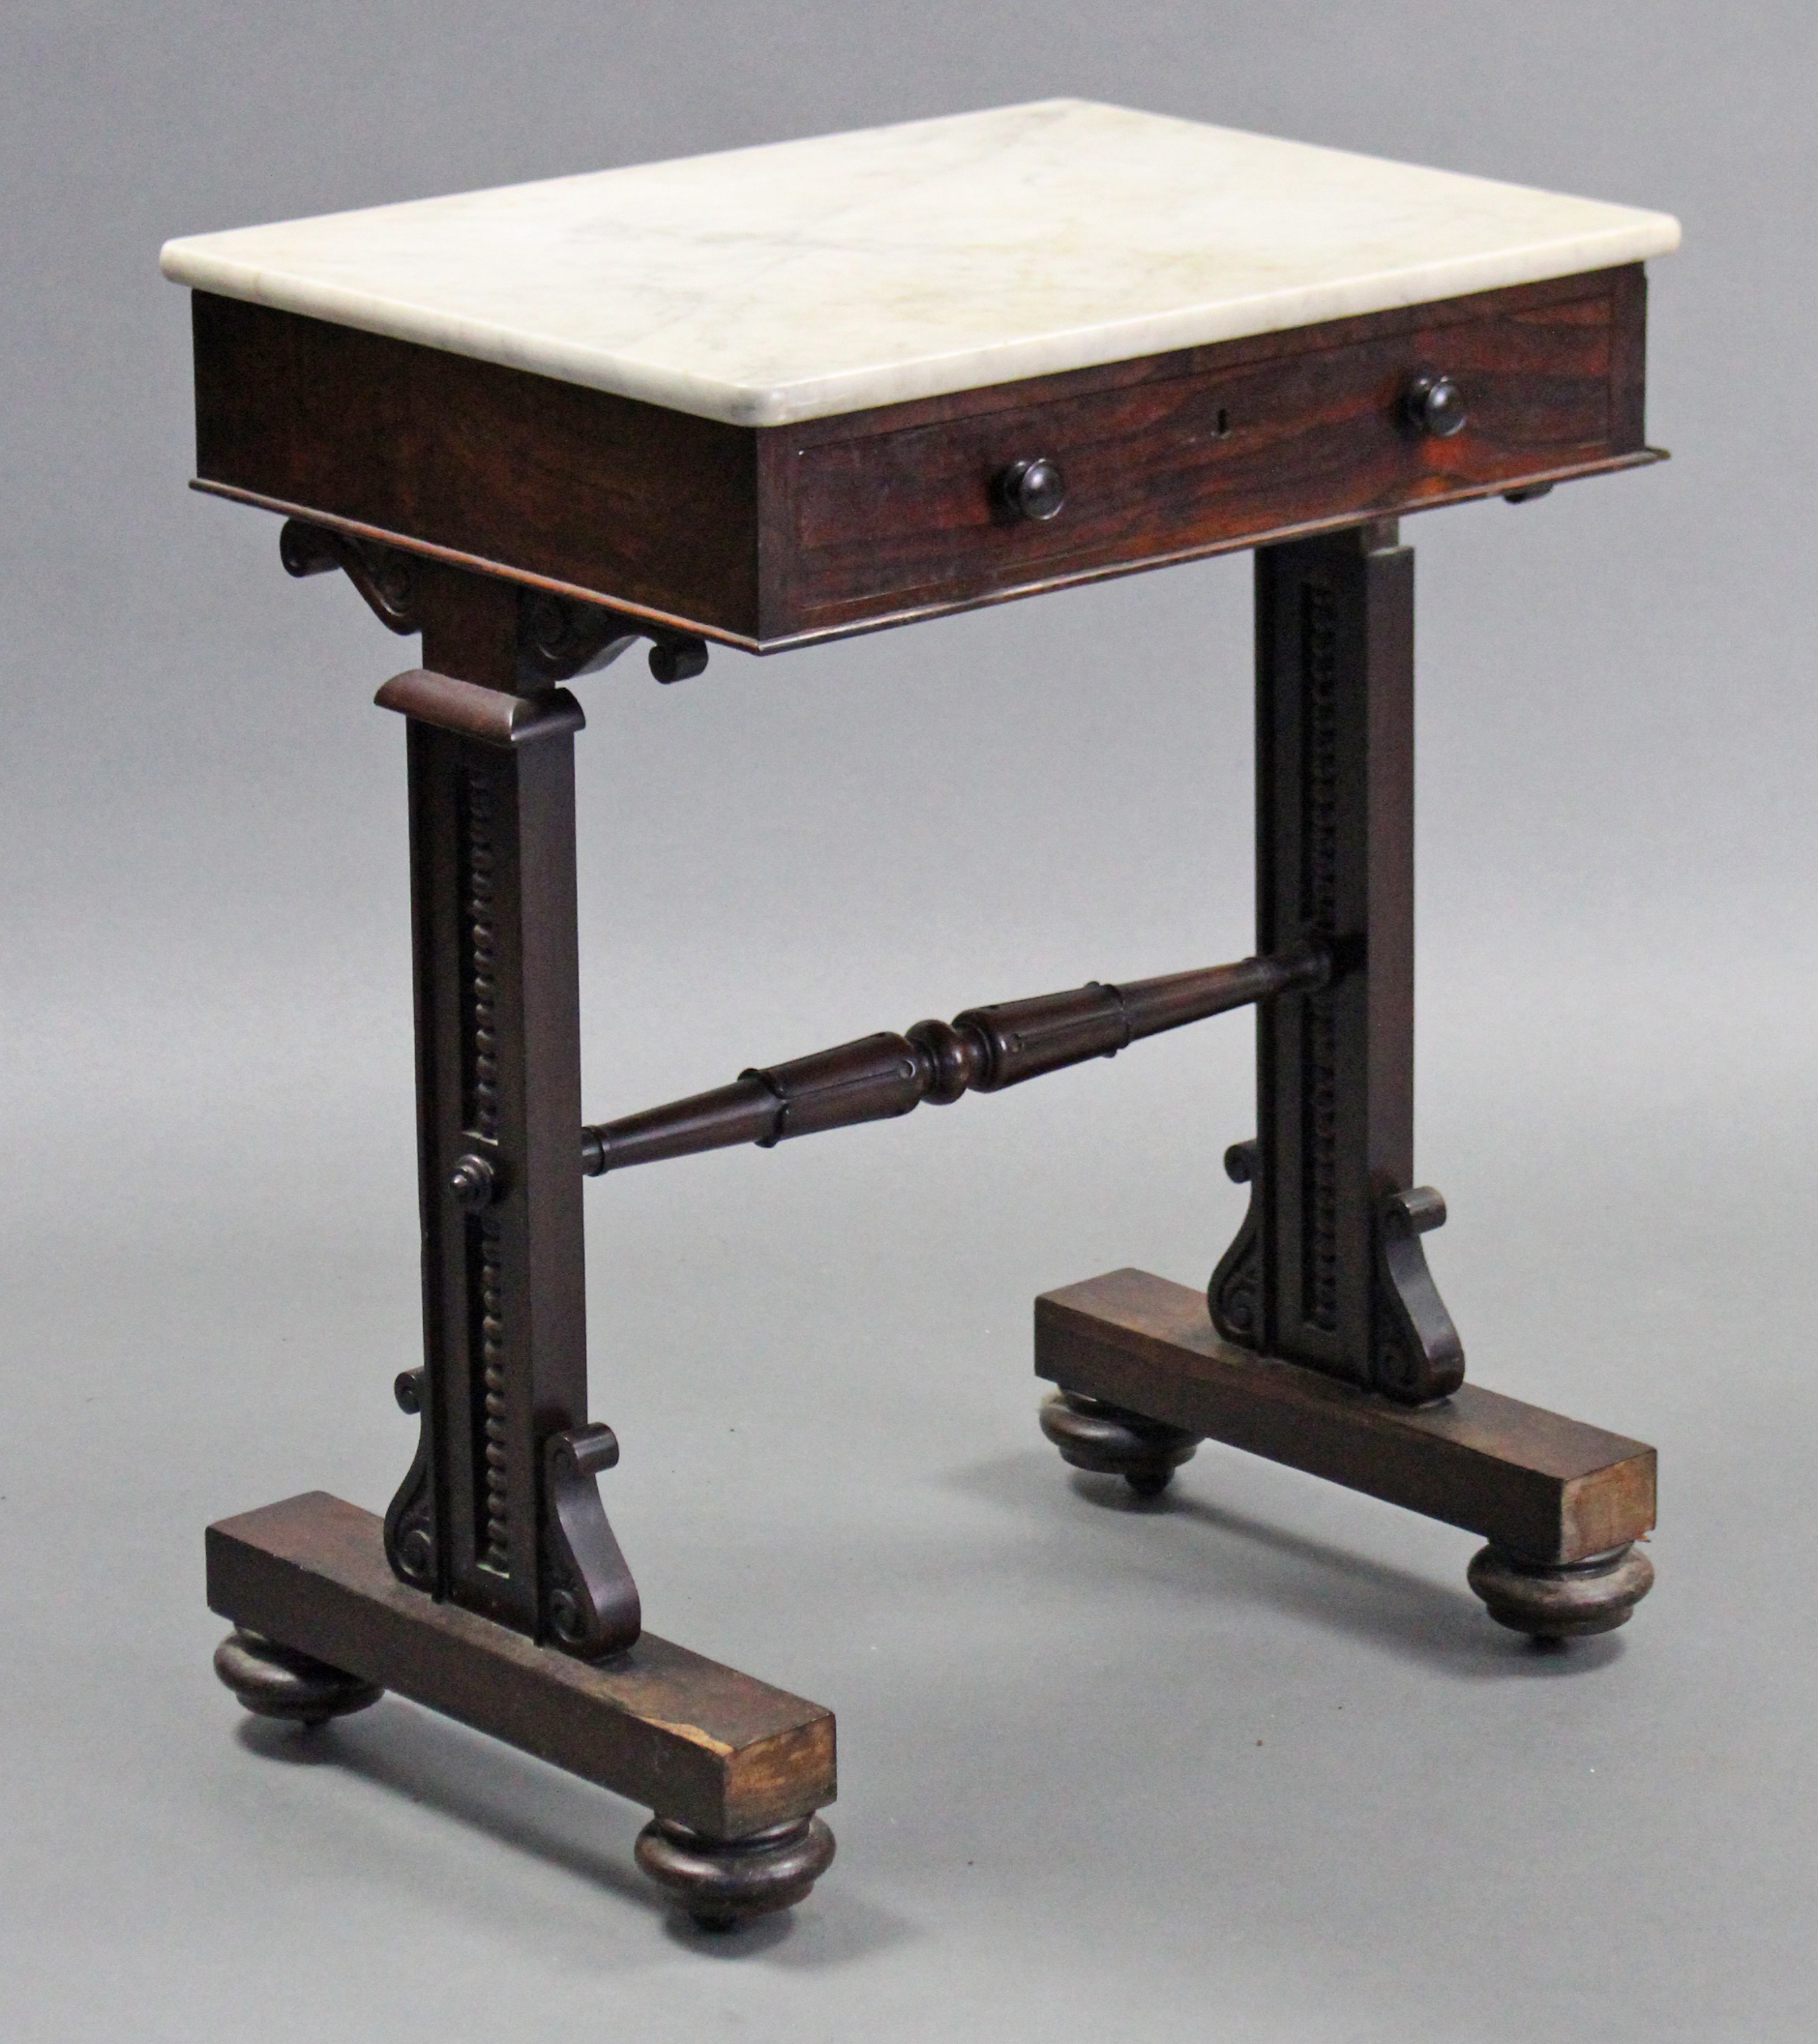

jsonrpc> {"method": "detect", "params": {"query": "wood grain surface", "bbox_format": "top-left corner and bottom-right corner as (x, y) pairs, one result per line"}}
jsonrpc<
(1036, 1269), (1655, 1562)
(206, 1493), (836, 1838)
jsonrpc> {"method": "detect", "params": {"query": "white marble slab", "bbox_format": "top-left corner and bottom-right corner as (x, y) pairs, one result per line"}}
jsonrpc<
(160, 100), (1679, 429)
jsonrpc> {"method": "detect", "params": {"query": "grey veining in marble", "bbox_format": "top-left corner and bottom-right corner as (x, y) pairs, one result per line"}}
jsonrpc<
(160, 100), (1680, 427)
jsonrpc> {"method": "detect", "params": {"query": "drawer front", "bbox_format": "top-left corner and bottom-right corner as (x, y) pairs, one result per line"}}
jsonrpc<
(780, 274), (1638, 636)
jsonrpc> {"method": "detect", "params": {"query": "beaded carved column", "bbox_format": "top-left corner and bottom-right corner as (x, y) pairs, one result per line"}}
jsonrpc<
(376, 617), (638, 1656)
(1211, 518), (1463, 1405)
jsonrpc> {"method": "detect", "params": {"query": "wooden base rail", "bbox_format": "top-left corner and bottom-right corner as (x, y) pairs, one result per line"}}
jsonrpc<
(1036, 1269), (1656, 1638)
(580, 946), (1330, 1175)
(209, 1494), (838, 1929)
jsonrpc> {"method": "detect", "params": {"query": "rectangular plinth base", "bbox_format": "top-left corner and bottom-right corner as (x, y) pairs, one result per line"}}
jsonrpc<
(1036, 1270), (1654, 1562)
(207, 1492), (835, 1838)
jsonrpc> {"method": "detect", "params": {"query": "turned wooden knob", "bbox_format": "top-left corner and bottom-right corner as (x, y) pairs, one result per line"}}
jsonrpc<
(995, 456), (1067, 520)
(1404, 370), (1467, 437)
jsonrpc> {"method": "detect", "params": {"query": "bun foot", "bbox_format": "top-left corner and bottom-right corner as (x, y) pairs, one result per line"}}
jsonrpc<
(213, 1627), (383, 1724)
(636, 1813), (836, 1930)
(1040, 1390), (1199, 1496)
(1467, 1542), (1654, 1641)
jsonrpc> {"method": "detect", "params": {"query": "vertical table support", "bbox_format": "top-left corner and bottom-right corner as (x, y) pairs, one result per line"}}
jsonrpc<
(210, 557), (835, 1926)
(1212, 518), (1463, 1405)
(1037, 520), (1654, 1638)
(375, 565), (639, 1655)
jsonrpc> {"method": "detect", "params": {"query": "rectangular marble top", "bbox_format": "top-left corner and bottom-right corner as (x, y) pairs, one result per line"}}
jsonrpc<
(161, 100), (1678, 430)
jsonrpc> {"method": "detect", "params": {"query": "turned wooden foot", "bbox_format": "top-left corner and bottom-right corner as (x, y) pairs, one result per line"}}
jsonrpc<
(635, 1813), (836, 1930)
(213, 1627), (383, 1725)
(1040, 1389), (1200, 1496)
(1467, 1542), (1654, 1641)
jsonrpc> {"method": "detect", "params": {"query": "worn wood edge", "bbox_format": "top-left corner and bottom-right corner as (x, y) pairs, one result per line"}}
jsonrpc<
(1034, 1270), (1656, 1561)
(1560, 1451), (1658, 1560)
(205, 1492), (835, 1836)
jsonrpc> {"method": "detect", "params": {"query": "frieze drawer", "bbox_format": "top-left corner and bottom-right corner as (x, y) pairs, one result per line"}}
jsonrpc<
(773, 266), (1648, 638)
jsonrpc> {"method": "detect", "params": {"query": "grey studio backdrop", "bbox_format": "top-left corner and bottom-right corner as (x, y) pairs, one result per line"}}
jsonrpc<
(2, 5), (1811, 2041)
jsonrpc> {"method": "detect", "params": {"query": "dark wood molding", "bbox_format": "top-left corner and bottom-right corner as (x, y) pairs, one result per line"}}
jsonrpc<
(188, 265), (1661, 653)
(206, 481), (765, 649)
(1609, 263), (1649, 455)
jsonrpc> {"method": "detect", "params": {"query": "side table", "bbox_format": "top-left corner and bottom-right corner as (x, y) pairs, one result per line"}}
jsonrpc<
(162, 100), (1679, 1929)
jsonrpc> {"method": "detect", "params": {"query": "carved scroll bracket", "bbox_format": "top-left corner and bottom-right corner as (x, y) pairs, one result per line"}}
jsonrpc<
(280, 520), (709, 688)
(518, 590), (709, 690)
(1372, 1183), (1465, 1406)
(384, 1367), (438, 1591)
(281, 518), (421, 633)
(542, 1423), (641, 1659)
(1208, 1140), (1263, 1347)
(1208, 1152), (1464, 1405)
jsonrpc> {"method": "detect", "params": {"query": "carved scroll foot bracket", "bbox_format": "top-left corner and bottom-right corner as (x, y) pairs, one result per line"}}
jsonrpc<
(281, 518), (422, 633)
(1207, 1146), (1464, 1403)
(384, 1366), (438, 1593)
(543, 1423), (642, 1658)
(1372, 1184), (1466, 1406)
(518, 590), (708, 689)
(1208, 1139), (1263, 1347)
